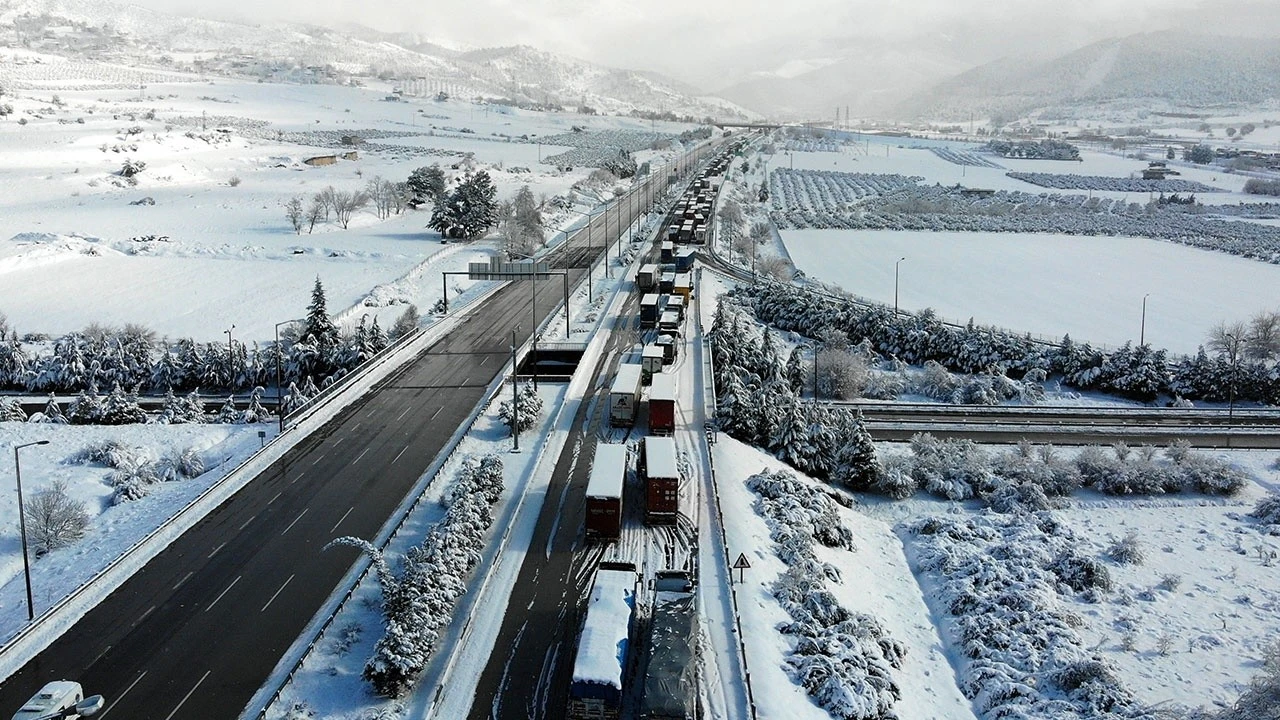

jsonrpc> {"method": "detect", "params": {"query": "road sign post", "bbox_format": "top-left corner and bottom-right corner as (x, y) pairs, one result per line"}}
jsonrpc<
(732, 552), (751, 584)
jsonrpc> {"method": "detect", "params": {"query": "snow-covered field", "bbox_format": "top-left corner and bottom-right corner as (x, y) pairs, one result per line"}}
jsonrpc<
(781, 228), (1280, 355)
(0, 66), (693, 343)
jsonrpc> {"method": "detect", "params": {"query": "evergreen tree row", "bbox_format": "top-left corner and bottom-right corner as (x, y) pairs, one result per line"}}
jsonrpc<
(0, 279), (398, 400)
(739, 283), (1280, 405)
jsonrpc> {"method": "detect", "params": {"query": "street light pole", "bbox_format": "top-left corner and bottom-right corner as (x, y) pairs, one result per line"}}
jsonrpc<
(894, 257), (906, 316)
(511, 326), (520, 453)
(1140, 293), (1150, 346)
(274, 319), (301, 433)
(14, 440), (50, 621)
(224, 324), (235, 385)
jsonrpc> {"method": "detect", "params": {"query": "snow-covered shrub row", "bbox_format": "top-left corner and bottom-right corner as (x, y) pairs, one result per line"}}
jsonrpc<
(737, 282), (1280, 404)
(539, 129), (673, 170)
(748, 470), (904, 719)
(983, 139), (1081, 160)
(768, 170), (922, 218)
(70, 439), (206, 505)
(887, 435), (1245, 503)
(907, 512), (1151, 719)
(1007, 172), (1221, 194)
(927, 147), (1004, 168)
(333, 454), (504, 698)
(711, 302), (880, 488)
(783, 139), (843, 153)
(770, 184), (1280, 265)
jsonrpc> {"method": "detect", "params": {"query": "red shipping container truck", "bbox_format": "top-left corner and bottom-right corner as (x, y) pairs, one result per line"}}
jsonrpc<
(585, 442), (627, 541)
(641, 436), (680, 524)
(648, 373), (676, 436)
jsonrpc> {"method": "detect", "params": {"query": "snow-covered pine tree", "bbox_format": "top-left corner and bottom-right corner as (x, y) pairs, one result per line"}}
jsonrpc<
(216, 396), (239, 424)
(181, 389), (207, 423)
(99, 382), (146, 425)
(0, 397), (26, 422)
(770, 392), (816, 472)
(304, 277), (340, 354)
(834, 411), (880, 490)
(241, 386), (270, 423)
(66, 386), (104, 424)
(37, 393), (67, 424)
(785, 345), (806, 395)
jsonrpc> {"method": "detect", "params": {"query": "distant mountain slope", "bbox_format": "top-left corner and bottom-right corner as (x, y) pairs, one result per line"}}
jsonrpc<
(0, 0), (752, 119)
(898, 31), (1280, 121)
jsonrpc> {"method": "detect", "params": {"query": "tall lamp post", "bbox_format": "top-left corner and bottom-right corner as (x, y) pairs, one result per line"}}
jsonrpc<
(894, 257), (907, 316)
(274, 318), (302, 433)
(1140, 293), (1150, 346)
(510, 325), (521, 453)
(1225, 332), (1239, 422)
(14, 439), (50, 621)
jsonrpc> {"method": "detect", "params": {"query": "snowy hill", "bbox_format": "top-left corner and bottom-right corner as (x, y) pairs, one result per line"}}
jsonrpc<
(898, 31), (1280, 121)
(0, 0), (753, 119)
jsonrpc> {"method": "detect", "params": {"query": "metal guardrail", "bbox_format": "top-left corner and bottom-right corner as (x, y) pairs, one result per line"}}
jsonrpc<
(696, 270), (760, 720)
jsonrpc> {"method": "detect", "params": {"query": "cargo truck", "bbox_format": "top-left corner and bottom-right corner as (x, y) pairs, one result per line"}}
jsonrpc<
(641, 435), (679, 522)
(648, 373), (676, 435)
(609, 364), (644, 427)
(585, 443), (628, 541)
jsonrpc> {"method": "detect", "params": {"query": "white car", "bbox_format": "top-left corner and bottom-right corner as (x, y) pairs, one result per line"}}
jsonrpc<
(10, 681), (103, 720)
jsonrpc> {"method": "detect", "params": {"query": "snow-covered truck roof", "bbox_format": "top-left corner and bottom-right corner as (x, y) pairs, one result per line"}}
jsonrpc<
(649, 373), (676, 403)
(610, 363), (643, 398)
(571, 565), (637, 689)
(644, 436), (678, 480)
(586, 442), (627, 500)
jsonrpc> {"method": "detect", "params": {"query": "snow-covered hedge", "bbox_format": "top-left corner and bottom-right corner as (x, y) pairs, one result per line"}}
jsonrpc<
(749, 470), (904, 719)
(928, 147), (1004, 169)
(983, 139), (1081, 161)
(540, 129), (673, 170)
(907, 512), (1150, 719)
(768, 170), (921, 218)
(1007, 171), (1221, 194)
(333, 454), (504, 698)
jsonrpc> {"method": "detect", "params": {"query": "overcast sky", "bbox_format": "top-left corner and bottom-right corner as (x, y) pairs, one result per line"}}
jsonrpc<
(127, 0), (1280, 89)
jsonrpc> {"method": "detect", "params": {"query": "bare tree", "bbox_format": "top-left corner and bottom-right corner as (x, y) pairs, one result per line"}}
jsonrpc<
(815, 347), (869, 400)
(390, 181), (410, 215)
(25, 480), (90, 555)
(1207, 321), (1249, 362)
(314, 186), (338, 221)
(332, 190), (370, 229)
(756, 255), (792, 282)
(285, 196), (304, 234)
(305, 198), (324, 233)
(1246, 310), (1280, 361)
(366, 176), (395, 220)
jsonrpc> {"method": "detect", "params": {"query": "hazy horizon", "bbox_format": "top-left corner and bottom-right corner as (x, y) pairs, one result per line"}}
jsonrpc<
(117, 0), (1280, 92)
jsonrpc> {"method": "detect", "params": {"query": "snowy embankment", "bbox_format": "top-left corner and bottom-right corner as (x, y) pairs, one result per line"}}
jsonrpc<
(712, 437), (976, 720)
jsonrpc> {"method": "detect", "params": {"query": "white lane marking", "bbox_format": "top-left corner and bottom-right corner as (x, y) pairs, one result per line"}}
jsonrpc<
(311, 452), (326, 466)
(431, 406), (443, 420)
(462, 376), (470, 386)
(354, 448), (369, 464)
(98, 670), (146, 718)
(206, 575), (241, 612)
(331, 436), (345, 448)
(173, 571), (194, 591)
(393, 446), (408, 464)
(163, 669), (211, 720)
(239, 515), (256, 531)
(352, 422), (361, 431)
(208, 542), (226, 559)
(281, 508), (309, 536)
(268, 491), (282, 505)
(329, 507), (354, 533)
(480, 355), (489, 366)
(138, 605), (155, 624)
(396, 406), (412, 421)
(262, 574), (295, 612)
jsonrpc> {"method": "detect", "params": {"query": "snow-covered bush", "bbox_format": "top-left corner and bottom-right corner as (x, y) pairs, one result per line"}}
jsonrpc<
(108, 457), (159, 505)
(156, 447), (205, 482)
(69, 439), (149, 468)
(749, 469), (903, 719)
(336, 454), (504, 698)
(24, 479), (90, 555)
(1250, 493), (1280, 528)
(904, 433), (994, 501)
(1106, 532), (1145, 565)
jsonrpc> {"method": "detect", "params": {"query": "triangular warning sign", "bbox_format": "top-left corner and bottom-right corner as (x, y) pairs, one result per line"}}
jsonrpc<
(733, 553), (751, 569)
